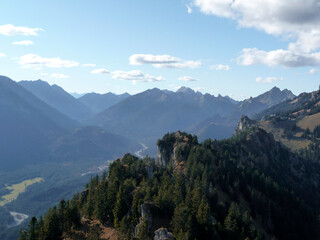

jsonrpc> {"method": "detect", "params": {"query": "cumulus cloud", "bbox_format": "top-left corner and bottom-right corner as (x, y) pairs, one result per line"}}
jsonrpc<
(309, 68), (319, 74)
(112, 70), (164, 83)
(50, 73), (69, 79)
(0, 24), (42, 36)
(193, 0), (320, 67)
(194, 0), (234, 17)
(92, 68), (110, 74)
(178, 76), (198, 81)
(256, 77), (283, 84)
(129, 54), (201, 69)
(82, 63), (96, 67)
(238, 48), (320, 67)
(12, 40), (34, 45)
(0, 53), (6, 58)
(19, 54), (79, 68)
(210, 64), (231, 70)
(39, 73), (48, 76)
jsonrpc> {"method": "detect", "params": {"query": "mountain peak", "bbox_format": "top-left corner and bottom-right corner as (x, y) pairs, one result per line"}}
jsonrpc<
(270, 86), (281, 92)
(176, 86), (195, 94)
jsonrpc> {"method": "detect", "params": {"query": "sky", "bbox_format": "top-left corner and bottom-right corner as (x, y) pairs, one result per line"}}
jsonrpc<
(0, 0), (319, 100)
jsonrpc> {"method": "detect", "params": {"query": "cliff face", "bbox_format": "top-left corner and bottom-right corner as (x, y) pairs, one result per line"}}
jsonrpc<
(234, 115), (257, 134)
(156, 131), (197, 170)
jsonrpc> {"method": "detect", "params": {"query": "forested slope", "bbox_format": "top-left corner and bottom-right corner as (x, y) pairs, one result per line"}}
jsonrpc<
(19, 129), (320, 240)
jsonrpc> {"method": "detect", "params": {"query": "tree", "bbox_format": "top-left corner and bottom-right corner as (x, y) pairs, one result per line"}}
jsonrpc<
(171, 203), (192, 238)
(28, 217), (38, 240)
(43, 207), (62, 240)
(136, 216), (150, 240)
(113, 186), (127, 227)
(196, 197), (210, 225)
(224, 202), (241, 235)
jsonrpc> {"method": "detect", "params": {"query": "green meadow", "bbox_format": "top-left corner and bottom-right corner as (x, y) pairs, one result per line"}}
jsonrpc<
(0, 178), (43, 206)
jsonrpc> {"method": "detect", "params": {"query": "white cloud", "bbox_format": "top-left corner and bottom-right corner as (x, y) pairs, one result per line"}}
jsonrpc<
(129, 54), (201, 69)
(130, 54), (180, 65)
(12, 40), (34, 45)
(0, 24), (42, 36)
(178, 76), (198, 81)
(309, 68), (319, 74)
(153, 61), (202, 69)
(186, 4), (193, 14)
(82, 63), (96, 67)
(210, 64), (231, 70)
(40, 73), (48, 76)
(238, 48), (320, 67)
(256, 77), (283, 84)
(112, 70), (164, 83)
(19, 54), (79, 68)
(0, 53), (6, 58)
(194, 0), (233, 17)
(193, 0), (320, 67)
(92, 68), (110, 74)
(50, 73), (69, 79)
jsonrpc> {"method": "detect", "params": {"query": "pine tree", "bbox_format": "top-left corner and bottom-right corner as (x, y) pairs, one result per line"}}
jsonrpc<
(113, 186), (126, 227)
(196, 197), (210, 225)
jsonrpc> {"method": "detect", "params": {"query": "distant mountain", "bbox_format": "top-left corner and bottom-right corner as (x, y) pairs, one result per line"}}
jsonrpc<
(78, 92), (130, 113)
(0, 76), (78, 170)
(249, 88), (320, 152)
(69, 92), (86, 98)
(225, 95), (239, 104)
(50, 126), (140, 163)
(186, 114), (234, 141)
(0, 76), (141, 240)
(19, 80), (93, 121)
(87, 87), (237, 143)
(253, 89), (314, 121)
(232, 86), (295, 120)
(189, 87), (295, 141)
(0, 76), (139, 171)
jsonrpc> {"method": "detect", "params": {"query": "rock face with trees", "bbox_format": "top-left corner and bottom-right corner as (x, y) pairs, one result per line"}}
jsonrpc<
(19, 126), (320, 239)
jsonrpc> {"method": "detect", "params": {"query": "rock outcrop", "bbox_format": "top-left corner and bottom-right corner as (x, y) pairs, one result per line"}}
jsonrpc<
(156, 131), (197, 170)
(154, 228), (174, 240)
(135, 203), (153, 237)
(234, 115), (256, 134)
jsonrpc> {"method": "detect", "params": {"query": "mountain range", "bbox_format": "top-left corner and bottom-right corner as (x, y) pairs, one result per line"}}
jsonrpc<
(0, 75), (297, 171)
(0, 76), (138, 171)
(78, 92), (130, 113)
(0, 75), (302, 240)
(87, 86), (295, 147)
(189, 86), (295, 141)
(21, 86), (320, 239)
(19, 80), (93, 121)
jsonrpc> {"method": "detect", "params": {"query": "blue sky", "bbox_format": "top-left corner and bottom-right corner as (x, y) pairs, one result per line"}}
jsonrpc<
(0, 0), (319, 100)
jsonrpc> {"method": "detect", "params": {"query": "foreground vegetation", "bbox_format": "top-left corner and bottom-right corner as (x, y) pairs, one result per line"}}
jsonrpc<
(19, 129), (320, 240)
